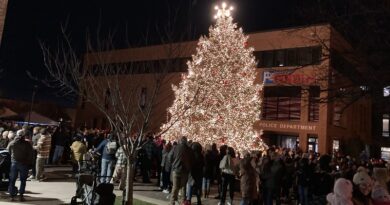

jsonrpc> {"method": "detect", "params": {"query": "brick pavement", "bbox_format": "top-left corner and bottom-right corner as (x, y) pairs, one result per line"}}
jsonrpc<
(128, 178), (242, 205)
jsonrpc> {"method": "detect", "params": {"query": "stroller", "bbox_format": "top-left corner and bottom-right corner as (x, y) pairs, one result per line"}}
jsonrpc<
(0, 149), (10, 191)
(71, 150), (116, 205)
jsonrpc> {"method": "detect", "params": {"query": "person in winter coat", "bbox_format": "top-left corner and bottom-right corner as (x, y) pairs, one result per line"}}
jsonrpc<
(35, 128), (51, 181)
(215, 145), (228, 200)
(326, 178), (354, 205)
(186, 142), (204, 205)
(7, 130), (33, 202)
(94, 133), (117, 183)
(161, 142), (172, 193)
(111, 144), (127, 190)
(70, 135), (87, 174)
(261, 150), (285, 205)
(219, 146), (239, 205)
(352, 166), (374, 205)
(371, 167), (390, 204)
(169, 136), (193, 205)
(310, 154), (334, 205)
(239, 152), (257, 205)
(297, 157), (312, 205)
(203, 144), (215, 198)
(29, 126), (41, 180)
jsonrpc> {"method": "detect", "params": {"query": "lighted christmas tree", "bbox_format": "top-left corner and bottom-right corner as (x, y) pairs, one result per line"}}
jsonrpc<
(161, 2), (267, 153)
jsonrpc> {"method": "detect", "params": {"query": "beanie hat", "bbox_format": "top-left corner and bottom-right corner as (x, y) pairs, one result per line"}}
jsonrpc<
(326, 178), (353, 205)
(353, 167), (372, 185)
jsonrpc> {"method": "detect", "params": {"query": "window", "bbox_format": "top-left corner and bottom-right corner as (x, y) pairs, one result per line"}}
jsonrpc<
(275, 50), (285, 66)
(384, 86), (390, 97)
(309, 86), (320, 122)
(104, 89), (111, 110)
(298, 47), (313, 65)
(332, 140), (340, 152)
(262, 86), (301, 121)
(383, 114), (389, 137)
(262, 51), (274, 67)
(308, 135), (318, 153)
(381, 147), (390, 161)
(333, 102), (343, 126)
(255, 46), (322, 68)
(140, 87), (147, 109)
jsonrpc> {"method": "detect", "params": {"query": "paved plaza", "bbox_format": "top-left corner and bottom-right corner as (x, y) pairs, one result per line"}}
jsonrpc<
(0, 165), (247, 205)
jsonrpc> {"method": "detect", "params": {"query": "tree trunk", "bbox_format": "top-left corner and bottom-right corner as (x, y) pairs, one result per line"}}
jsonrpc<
(124, 157), (135, 205)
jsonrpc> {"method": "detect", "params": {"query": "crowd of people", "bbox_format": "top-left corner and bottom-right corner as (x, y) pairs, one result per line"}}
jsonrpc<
(1, 121), (390, 205)
(132, 136), (390, 205)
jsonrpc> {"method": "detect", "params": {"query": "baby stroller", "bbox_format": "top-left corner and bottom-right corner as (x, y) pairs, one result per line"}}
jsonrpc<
(0, 149), (10, 191)
(71, 150), (115, 205)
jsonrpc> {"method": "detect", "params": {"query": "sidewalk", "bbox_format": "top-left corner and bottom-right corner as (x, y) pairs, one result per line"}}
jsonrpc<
(125, 178), (241, 205)
(0, 166), (76, 205)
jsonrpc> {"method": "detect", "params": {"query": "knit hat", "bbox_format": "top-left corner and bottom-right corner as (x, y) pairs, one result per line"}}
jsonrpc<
(326, 178), (353, 205)
(353, 167), (372, 185)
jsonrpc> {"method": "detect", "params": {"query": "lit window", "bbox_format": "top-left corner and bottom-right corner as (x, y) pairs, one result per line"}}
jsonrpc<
(360, 86), (369, 91)
(381, 147), (390, 161)
(384, 86), (390, 97)
(383, 114), (389, 137)
(332, 140), (340, 151)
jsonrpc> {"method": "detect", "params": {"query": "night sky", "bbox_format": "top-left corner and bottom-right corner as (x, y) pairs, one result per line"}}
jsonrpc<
(0, 0), (299, 106)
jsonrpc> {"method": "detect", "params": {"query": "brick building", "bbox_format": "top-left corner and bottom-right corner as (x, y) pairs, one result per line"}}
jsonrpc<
(77, 24), (372, 155)
(0, 0), (8, 45)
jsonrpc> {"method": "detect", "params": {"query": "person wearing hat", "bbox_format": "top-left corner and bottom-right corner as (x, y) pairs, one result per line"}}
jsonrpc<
(352, 167), (374, 205)
(35, 128), (52, 181)
(6, 129), (34, 202)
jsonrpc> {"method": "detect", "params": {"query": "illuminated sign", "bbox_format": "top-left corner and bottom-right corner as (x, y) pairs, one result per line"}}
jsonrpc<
(263, 70), (316, 85)
(259, 122), (317, 131)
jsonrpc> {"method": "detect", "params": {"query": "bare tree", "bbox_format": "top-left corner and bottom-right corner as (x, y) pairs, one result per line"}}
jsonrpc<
(286, 0), (390, 155)
(39, 3), (197, 204)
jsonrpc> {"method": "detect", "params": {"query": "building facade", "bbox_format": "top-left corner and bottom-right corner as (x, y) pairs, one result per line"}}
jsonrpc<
(77, 24), (371, 155)
(0, 0), (8, 46)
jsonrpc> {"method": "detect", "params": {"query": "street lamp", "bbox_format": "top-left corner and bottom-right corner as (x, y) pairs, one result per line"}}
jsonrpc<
(28, 85), (38, 125)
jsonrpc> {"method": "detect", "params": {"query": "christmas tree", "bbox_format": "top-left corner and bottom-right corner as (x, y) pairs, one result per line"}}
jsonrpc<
(161, 2), (267, 153)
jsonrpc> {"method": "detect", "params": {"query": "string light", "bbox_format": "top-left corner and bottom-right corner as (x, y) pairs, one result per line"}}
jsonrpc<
(161, 3), (268, 154)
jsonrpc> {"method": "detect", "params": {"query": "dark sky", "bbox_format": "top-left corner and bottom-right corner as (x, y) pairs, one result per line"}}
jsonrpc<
(0, 0), (297, 106)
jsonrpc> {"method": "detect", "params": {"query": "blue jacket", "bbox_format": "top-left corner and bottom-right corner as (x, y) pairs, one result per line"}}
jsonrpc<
(95, 139), (115, 161)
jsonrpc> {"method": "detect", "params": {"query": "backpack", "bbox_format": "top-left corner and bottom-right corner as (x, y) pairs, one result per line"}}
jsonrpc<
(105, 141), (117, 155)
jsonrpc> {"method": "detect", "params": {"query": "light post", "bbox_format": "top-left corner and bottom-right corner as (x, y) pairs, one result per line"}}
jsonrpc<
(28, 85), (38, 125)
